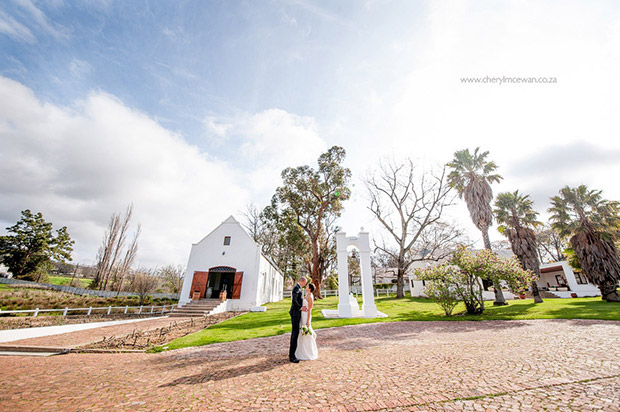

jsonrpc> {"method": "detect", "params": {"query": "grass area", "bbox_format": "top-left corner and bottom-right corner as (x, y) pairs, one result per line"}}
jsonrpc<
(162, 295), (620, 351)
(47, 275), (92, 289)
(0, 285), (177, 312)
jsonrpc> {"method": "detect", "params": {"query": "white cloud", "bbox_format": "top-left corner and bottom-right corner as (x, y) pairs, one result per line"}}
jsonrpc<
(0, 77), (328, 268)
(69, 59), (93, 78)
(13, 0), (69, 40)
(205, 108), (328, 196)
(0, 76), (249, 267)
(0, 10), (35, 43)
(203, 116), (233, 139)
(329, 0), (620, 245)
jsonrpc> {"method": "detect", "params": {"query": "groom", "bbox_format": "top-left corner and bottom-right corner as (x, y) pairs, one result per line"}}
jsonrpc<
(289, 276), (307, 363)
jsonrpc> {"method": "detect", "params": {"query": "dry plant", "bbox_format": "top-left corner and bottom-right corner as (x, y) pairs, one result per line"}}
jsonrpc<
(92, 204), (141, 291)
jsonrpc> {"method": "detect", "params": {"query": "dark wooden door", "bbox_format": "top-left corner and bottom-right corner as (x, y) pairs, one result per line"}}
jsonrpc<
(232, 272), (243, 299)
(190, 271), (209, 299)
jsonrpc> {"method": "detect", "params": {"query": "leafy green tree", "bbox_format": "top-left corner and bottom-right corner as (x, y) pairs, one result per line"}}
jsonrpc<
(549, 185), (620, 302)
(242, 203), (306, 283)
(494, 190), (544, 303)
(0, 209), (74, 280)
(275, 146), (351, 297)
(447, 147), (507, 305)
(325, 272), (339, 290)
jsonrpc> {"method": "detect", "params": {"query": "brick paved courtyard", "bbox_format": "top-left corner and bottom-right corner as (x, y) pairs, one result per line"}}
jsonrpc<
(1, 319), (619, 411)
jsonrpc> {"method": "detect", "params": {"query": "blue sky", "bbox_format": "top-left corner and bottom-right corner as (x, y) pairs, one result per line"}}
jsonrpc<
(1, 1), (425, 157)
(2, 0), (620, 267)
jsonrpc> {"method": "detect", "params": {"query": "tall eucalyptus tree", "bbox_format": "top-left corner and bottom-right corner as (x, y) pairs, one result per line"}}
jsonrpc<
(276, 146), (351, 297)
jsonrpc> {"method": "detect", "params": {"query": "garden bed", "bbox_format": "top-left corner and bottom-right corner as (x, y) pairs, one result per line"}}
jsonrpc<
(81, 312), (243, 350)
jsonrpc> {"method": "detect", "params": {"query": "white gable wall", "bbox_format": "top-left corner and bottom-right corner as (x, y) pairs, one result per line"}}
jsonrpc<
(179, 216), (283, 310)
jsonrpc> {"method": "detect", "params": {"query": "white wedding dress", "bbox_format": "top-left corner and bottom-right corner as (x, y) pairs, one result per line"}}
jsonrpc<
(295, 299), (318, 361)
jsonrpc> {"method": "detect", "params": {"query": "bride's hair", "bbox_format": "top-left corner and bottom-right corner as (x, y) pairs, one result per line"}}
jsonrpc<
(308, 283), (315, 293)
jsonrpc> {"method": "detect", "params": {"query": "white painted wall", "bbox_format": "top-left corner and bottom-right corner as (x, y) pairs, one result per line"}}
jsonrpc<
(179, 216), (283, 310)
(538, 261), (601, 297)
(408, 277), (516, 300)
(256, 255), (284, 306)
(409, 260), (601, 300)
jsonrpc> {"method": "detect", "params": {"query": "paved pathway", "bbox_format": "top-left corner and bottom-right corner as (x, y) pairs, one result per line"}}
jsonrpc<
(0, 317), (176, 347)
(1, 319), (620, 411)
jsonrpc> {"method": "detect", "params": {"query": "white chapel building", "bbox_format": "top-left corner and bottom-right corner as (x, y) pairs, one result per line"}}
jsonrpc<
(178, 216), (284, 311)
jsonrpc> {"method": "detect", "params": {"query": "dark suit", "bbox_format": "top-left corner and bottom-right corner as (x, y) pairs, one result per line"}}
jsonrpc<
(289, 283), (303, 360)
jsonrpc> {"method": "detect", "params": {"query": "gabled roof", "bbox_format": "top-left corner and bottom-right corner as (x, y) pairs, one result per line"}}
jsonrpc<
(223, 215), (238, 224)
(193, 215), (252, 246)
(192, 215), (284, 276)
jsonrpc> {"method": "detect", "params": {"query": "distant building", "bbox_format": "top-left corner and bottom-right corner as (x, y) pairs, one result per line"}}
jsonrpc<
(372, 267), (398, 285)
(407, 248), (602, 299)
(0, 264), (11, 278)
(537, 261), (600, 297)
(179, 216), (284, 311)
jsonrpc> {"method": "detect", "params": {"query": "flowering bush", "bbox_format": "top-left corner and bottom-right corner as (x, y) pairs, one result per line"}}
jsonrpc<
(414, 265), (461, 316)
(416, 247), (537, 315)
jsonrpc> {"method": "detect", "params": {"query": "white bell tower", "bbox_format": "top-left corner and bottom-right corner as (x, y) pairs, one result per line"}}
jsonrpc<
(322, 229), (386, 319)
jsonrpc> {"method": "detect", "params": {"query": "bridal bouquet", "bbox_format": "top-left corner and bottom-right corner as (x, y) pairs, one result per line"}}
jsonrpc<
(301, 326), (311, 336)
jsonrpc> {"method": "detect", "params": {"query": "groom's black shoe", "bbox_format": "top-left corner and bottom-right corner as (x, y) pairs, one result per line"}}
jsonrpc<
(289, 357), (300, 363)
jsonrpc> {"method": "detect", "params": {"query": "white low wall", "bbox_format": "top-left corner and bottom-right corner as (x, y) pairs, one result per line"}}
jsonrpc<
(548, 288), (601, 298)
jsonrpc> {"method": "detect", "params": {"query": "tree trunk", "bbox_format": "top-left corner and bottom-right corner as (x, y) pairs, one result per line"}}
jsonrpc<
(70, 264), (79, 288)
(396, 253), (405, 298)
(310, 238), (322, 299)
(483, 229), (507, 305)
(571, 231), (620, 302)
(507, 228), (543, 304)
(482, 230), (492, 250)
(531, 281), (543, 303)
(396, 267), (405, 298)
(600, 279), (620, 302)
(480, 231), (491, 290)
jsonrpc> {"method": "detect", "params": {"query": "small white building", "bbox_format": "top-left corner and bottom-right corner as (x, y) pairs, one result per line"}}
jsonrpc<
(179, 216), (284, 311)
(538, 261), (600, 298)
(408, 257), (601, 299)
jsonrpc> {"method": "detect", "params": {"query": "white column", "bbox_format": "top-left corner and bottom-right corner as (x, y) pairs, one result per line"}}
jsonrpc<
(561, 261), (580, 291)
(336, 231), (353, 317)
(358, 231), (378, 317)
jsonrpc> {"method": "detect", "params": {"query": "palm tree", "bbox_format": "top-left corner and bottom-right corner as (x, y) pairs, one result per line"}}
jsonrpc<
(494, 190), (544, 303)
(548, 185), (620, 302)
(447, 147), (507, 305)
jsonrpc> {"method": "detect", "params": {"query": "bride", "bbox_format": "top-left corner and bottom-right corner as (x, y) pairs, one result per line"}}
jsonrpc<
(295, 282), (318, 361)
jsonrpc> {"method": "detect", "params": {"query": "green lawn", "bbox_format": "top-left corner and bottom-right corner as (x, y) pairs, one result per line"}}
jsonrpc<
(160, 295), (620, 351)
(47, 275), (92, 288)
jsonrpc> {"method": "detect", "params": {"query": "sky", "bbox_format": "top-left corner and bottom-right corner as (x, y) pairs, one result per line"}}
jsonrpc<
(1, 0), (620, 268)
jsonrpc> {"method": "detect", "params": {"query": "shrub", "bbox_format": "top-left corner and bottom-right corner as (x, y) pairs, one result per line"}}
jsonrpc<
(415, 265), (461, 316)
(416, 247), (537, 315)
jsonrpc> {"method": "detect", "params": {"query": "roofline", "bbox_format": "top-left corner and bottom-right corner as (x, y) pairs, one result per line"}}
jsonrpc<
(192, 215), (252, 246)
(261, 253), (284, 277)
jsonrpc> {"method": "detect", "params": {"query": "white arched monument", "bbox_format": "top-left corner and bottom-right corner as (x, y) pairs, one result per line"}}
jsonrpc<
(321, 229), (387, 318)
